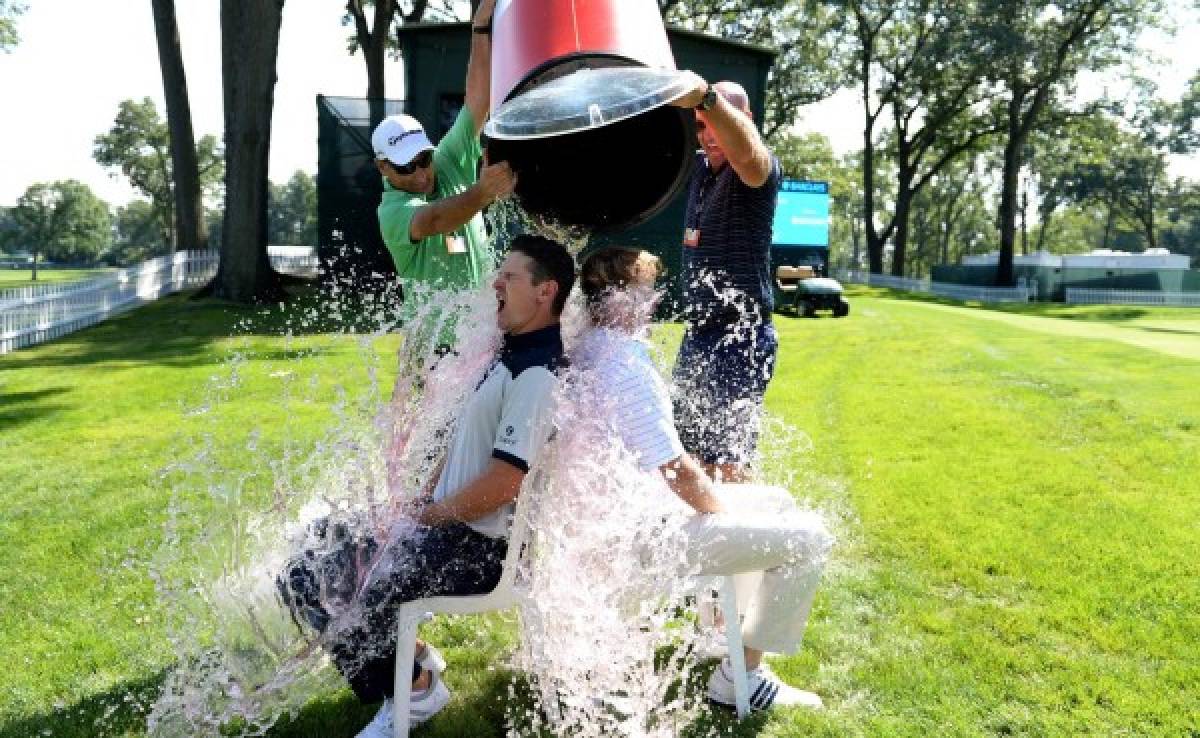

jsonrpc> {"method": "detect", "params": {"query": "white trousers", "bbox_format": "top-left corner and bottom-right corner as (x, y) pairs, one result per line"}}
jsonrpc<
(683, 484), (833, 655)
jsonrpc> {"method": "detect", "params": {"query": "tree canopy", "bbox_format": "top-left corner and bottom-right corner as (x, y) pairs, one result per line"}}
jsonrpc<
(267, 171), (317, 246)
(93, 98), (222, 252)
(12, 180), (112, 277)
(661, 0), (846, 139)
(0, 0), (25, 52)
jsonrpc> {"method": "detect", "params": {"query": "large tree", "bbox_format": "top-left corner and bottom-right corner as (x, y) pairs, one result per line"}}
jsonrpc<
(977, 0), (1163, 285)
(267, 171), (318, 246)
(909, 152), (995, 274)
(1161, 177), (1200, 266)
(1063, 112), (1173, 250)
(834, 0), (998, 276)
(0, 0), (25, 52)
(93, 98), (222, 251)
(343, 0), (460, 100)
(12, 181), (111, 280)
(210, 0), (288, 303)
(151, 0), (208, 252)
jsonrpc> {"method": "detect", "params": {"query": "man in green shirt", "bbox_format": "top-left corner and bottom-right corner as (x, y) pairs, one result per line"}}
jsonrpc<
(371, 0), (514, 290)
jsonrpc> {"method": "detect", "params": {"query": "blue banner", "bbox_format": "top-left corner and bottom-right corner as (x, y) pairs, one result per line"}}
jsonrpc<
(772, 179), (830, 247)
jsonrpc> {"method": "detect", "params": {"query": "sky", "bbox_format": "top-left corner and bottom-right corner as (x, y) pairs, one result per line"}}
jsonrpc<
(0, 1), (395, 206)
(0, 2), (1196, 208)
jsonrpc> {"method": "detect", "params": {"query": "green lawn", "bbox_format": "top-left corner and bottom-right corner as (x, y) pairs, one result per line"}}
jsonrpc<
(1, 287), (1197, 737)
(0, 268), (115, 288)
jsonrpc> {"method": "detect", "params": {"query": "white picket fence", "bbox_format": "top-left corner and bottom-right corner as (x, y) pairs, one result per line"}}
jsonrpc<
(836, 269), (1036, 303)
(1, 249), (318, 355)
(1065, 288), (1200, 307)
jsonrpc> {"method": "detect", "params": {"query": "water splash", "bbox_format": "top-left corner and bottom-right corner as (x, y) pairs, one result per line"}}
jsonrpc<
(144, 230), (837, 737)
(508, 359), (701, 737)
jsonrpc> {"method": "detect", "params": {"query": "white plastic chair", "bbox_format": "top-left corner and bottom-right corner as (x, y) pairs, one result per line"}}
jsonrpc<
(390, 483), (753, 736)
(391, 486), (535, 738)
(693, 575), (752, 719)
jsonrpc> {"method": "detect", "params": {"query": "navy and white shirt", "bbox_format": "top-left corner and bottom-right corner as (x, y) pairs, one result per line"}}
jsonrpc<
(681, 152), (782, 324)
(432, 324), (565, 538)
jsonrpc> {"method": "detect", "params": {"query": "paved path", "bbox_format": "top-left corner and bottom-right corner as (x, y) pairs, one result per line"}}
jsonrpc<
(901, 301), (1200, 362)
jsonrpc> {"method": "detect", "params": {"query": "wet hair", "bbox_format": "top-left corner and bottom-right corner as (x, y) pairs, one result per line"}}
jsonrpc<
(580, 247), (663, 313)
(509, 234), (577, 316)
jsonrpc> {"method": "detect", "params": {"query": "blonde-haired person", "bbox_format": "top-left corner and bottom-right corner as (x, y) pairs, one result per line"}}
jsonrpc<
(572, 246), (834, 713)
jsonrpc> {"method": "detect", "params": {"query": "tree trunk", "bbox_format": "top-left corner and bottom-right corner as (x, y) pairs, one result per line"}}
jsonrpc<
(1144, 173), (1157, 249)
(212, 0), (286, 303)
(996, 97), (1023, 287)
(858, 34), (884, 275)
(365, 26), (387, 99)
(348, 0), (396, 128)
(1034, 211), (1050, 253)
(151, 0), (207, 253)
(1019, 184), (1029, 256)
(891, 186), (913, 277)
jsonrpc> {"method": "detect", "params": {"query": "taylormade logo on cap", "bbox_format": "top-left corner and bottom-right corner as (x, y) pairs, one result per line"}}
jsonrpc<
(371, 114), (435, 167)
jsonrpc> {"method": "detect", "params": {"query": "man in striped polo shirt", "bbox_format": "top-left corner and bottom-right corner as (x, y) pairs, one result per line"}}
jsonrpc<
(573, 247), (833, 713)
(669, 76), (782, 483)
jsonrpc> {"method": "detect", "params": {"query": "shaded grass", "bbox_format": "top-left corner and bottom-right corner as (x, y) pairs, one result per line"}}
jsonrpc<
(1, 289), (1198, 736)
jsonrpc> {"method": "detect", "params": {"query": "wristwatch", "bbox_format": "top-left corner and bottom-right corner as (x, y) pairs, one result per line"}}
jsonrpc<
(695, 84), (718, 112)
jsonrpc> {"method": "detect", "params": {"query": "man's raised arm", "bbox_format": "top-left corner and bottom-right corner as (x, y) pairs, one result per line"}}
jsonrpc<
(672, 74), (773, 188)
(464, 0), (497, 136)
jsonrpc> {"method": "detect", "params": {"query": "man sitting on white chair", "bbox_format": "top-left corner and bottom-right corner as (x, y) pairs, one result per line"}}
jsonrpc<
(277, 234), (575, 736)
(572, 246), (834, 713)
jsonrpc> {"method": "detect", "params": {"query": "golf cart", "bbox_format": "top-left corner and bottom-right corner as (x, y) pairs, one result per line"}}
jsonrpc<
(775, 265), (849, 318)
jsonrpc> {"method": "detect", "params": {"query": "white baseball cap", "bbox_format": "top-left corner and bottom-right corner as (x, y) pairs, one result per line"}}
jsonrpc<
(371, 114), (434, 166)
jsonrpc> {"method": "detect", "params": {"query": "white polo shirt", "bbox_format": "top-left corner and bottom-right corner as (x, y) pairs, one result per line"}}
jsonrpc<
(432, 324), (564, 538)
(571, 326), (685, 472)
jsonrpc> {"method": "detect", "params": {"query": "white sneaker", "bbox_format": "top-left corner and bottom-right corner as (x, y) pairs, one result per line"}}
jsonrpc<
(354, 670), (452, 738)
(706, 659), (823, 712)
(408, 668), (452, 725)
(355, 698), (394, 738)
(417, 642), (447, 674)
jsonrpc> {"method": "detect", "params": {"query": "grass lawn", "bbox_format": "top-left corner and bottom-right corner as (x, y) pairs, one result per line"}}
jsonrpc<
(1, 287), (1197, 737)
(0, 268), (116, 288)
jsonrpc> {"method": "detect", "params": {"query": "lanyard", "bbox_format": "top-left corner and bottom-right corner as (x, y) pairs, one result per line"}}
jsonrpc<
(691, 162), (718, 229)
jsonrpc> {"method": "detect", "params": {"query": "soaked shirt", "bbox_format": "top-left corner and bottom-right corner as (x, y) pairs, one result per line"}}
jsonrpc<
(433, 324), (565, 538)
(681, 152), (782, 323)
(573, 327), (684, 472)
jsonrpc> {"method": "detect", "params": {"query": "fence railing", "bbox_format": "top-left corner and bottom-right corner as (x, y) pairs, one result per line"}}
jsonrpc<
(836, 269), (1036, 303)
(1, 249), (318, 355)
(1065, 288), (1200, 307)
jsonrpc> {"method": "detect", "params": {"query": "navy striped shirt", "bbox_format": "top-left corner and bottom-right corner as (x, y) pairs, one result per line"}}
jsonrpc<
(681, 152), (781, 323)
